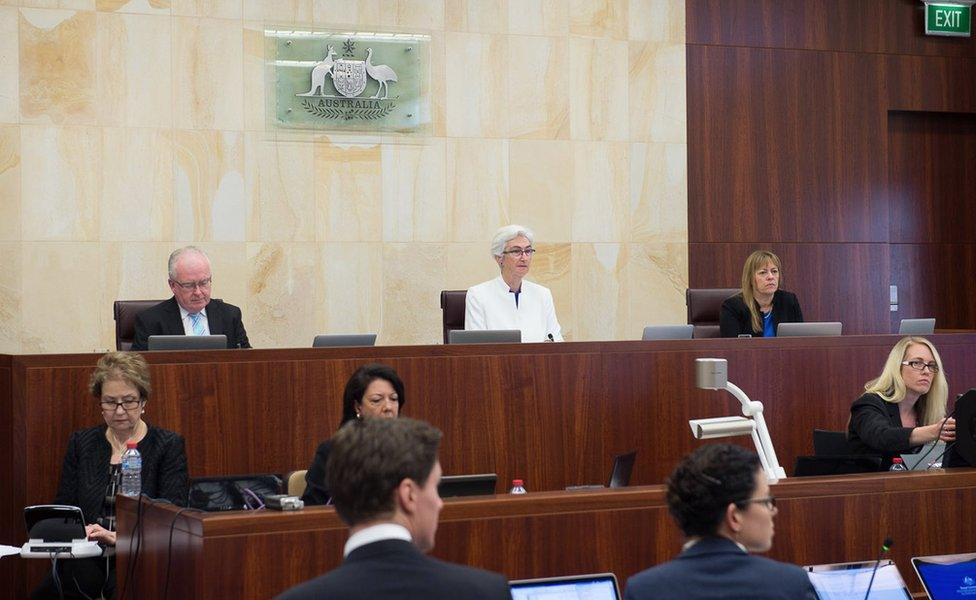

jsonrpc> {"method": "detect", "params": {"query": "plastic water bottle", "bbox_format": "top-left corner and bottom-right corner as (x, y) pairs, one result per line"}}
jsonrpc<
(889, 457), (907, 472)
(121, 441), (142, 497)
(509, 479), (527, 495)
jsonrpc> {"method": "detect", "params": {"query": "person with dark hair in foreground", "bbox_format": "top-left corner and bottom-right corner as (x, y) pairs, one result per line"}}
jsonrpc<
(277, 418), (511, 600)
(624, 444), (816, 600)
(301, 363), (406, 506)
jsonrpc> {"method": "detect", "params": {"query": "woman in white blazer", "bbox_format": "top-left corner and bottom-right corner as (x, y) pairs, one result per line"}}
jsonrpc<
(464, 224), (563, 343)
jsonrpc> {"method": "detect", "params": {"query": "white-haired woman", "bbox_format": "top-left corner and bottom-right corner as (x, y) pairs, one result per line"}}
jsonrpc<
(848, 336), (955, 466)
(464, 225), (563, 343)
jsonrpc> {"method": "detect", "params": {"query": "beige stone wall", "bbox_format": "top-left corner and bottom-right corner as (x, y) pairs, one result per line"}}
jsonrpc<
(0, 0), (687, 353)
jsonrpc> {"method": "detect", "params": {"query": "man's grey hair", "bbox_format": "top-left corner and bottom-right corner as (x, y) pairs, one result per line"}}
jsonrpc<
(168, 246), (210, 280)
(490, 224), (535, 258)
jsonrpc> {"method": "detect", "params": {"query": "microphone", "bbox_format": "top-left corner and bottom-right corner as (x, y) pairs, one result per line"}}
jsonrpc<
(547, 333), (555, 342)
(863, 537), (893, 600)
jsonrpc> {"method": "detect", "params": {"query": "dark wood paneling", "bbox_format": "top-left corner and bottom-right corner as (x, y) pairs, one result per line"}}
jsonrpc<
(891, 244), (976, 330)
(687, 45), (887, 243)
(687, 0), (976, 57)
(116, 470), (976, 599)
(888, 55), (976, 113)
(689, 243), (891, 334)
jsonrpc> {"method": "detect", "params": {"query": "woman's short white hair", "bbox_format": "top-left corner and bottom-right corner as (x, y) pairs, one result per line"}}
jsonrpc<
(490, 225), (535, 258)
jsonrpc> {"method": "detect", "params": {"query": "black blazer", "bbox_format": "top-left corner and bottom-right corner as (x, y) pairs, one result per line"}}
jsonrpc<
(719, 290), (803, 337)
(131, 297), (251, 351)
(624, 537), (817, 600)
(847, 392), (919, 463)
(54, 424), (189, 523)
(300, 439), (333, 506)
(275, 538), (511, 600)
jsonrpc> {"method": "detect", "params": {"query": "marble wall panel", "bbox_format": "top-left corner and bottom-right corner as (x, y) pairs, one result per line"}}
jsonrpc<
(630, 141), (687, 244)
(245, 134), (316, 242)
(629, 41), (685, 143)
(629, 0), (685, 42)
(506, 35), (569, 140)
(170, 0), (239, 19)
(382, 243), (447, 345)
(0, 242), (21, 352)
(569, 37), (628, 141)
(445, 32), (507, 138)
(446, 137), (508, 242)
(446, 0), (507, 34)
(95, 0), (170, 15)
(318, 242), (383, 340)
(530, 241), (573, 339)
(17, 1), (95, 13)
(571, 243), (623, 341)
(508, 0), (568, 36)
(190, 241), (249, 320)
(0, 125), (20, 241)
(381, 138), (446, 242)
(315, 143), (383, 242)
(312, 0), (445, 30)
(445, 241), (498, 291)
(0, 8), (18, 124)
(96, 12), (172, 127)
(173, 129), (245, 242)
(19, 9), (97, 125)
(245, 242), (321, 348)
(243, 0), (313, 23)
(507, 139), (572, 243)
(242, 23), (265, 133)
(569, 0), (627, 40)
(100, 127), (173, 241)
(572, 141), (629, 242)
(620, 242), (688, 334)
(21, 125), (101, 241)
(173, 16), (243, 131)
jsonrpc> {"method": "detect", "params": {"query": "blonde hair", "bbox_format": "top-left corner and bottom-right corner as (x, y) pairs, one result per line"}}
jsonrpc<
(89, 352), (152, 401)
(739, 250), (783, 333)
(864, 336), (947, 426)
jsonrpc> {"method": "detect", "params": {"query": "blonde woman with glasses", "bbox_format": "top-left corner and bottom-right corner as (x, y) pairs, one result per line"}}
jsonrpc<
(847, 336), (956, 466)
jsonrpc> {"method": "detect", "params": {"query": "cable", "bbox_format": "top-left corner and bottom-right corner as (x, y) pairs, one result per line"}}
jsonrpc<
(162, 507), (198, 599)
(926, 441), (956, 469)
(50, 553), (64, 600)
(119, 493), (146, 600)
(912, 412), (954, 468)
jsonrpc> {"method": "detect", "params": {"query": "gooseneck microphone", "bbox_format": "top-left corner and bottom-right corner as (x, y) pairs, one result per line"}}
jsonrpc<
(863, 537), (893, 600)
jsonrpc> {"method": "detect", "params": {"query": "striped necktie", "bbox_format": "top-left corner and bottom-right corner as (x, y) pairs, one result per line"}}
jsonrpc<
(189, 313), (205, 336)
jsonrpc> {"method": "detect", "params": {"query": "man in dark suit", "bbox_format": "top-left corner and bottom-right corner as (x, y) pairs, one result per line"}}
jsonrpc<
(276, 418), (511, 600)
(624, 445), (817, 600)
(131, 246), (250, 351)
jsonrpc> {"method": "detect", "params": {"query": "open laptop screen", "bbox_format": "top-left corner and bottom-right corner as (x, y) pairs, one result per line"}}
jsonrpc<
(510, 573), (619, 600)
(912, 553), (976, 599)
(804, 560), (912, 599)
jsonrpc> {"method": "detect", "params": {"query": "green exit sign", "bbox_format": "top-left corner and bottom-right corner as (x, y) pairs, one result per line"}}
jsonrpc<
(925, 2), (972, 36)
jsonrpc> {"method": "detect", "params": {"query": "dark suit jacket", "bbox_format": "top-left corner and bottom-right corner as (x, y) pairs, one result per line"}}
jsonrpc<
(301, 438), (334, 506)
(131, 297), (250, 351)
(624, 537), (817, 600)
(719, 290), (803, 337)
(847, 392), (921, 465)
(54, 424), (189, 523)
(275, 538), (511, 600)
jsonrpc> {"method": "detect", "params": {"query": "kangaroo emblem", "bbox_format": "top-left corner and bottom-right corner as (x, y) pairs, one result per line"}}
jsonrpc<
(297, 45), (338, 97)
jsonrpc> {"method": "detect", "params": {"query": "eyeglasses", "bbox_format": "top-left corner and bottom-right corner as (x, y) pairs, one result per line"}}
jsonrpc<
(502, 247), (536, 257)
(100, 396), (142, 412)
(736, 496), (777, 511)
(171, 277), (212, 291)
(902, 360), (940, 373)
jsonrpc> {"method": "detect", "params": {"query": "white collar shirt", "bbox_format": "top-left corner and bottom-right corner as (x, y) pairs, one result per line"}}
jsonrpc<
(343, 523), (413, 558)
(178, 305), (210, 336)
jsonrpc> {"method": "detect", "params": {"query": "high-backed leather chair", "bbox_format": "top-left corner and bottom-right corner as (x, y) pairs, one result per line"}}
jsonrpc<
(440, 290), (467, 344)
(685, 288), (739, 338)
(113, 299), (166, 351)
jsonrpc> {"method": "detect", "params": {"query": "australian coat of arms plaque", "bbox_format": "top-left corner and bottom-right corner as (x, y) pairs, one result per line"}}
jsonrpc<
(267, 30), (430, 134)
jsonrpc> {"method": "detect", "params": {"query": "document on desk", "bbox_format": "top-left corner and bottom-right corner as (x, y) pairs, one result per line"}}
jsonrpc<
(807, 563), (912, 599)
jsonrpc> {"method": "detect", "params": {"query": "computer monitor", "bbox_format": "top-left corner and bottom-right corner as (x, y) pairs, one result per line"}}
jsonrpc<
(510, 573), (620, 600)
(148, 334), (228, 350)
(804, 559), (912, 599)
(911, 552), (976, 599)
(899, 318), (936, 335)
(948, 389), (976, 467)
(777, 322), (843, 337)
(608, 450), (637, 488)
(641, 324), (694, 340)
(448, 329), (521, 344)
(312, 333), (377, 347)
(437, 474), (497, 498)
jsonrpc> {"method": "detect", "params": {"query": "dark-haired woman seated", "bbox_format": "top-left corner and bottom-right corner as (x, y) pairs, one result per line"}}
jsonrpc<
(720, 250), (803, 337)
(301, 363), (406, 506)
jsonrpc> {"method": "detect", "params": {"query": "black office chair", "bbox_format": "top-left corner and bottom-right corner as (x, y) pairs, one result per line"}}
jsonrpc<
(812, 429), (853, 456)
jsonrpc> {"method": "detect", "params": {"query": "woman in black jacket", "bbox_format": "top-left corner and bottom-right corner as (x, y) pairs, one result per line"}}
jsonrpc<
(31, 352), (188, 600)
(720, 250), (803, 338)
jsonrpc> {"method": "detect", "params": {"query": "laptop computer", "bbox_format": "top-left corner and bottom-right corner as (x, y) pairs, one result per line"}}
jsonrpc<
(777, 322), (843, 337)
(911, 552), (976, 599)
(312, 333), (377, 347)
(899, 318), (936, 335)
(438, 474), (497, 498)
(566, 451), (637, 491)
(20, 505), (102, 559)
(901, 440), (946, 470)
(641, 324), (694, 340)
(804, 559), (912, 599)
(510, 573), (620, 600)
(148, 334), (228, 350)
(448, 329), (521, 344)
